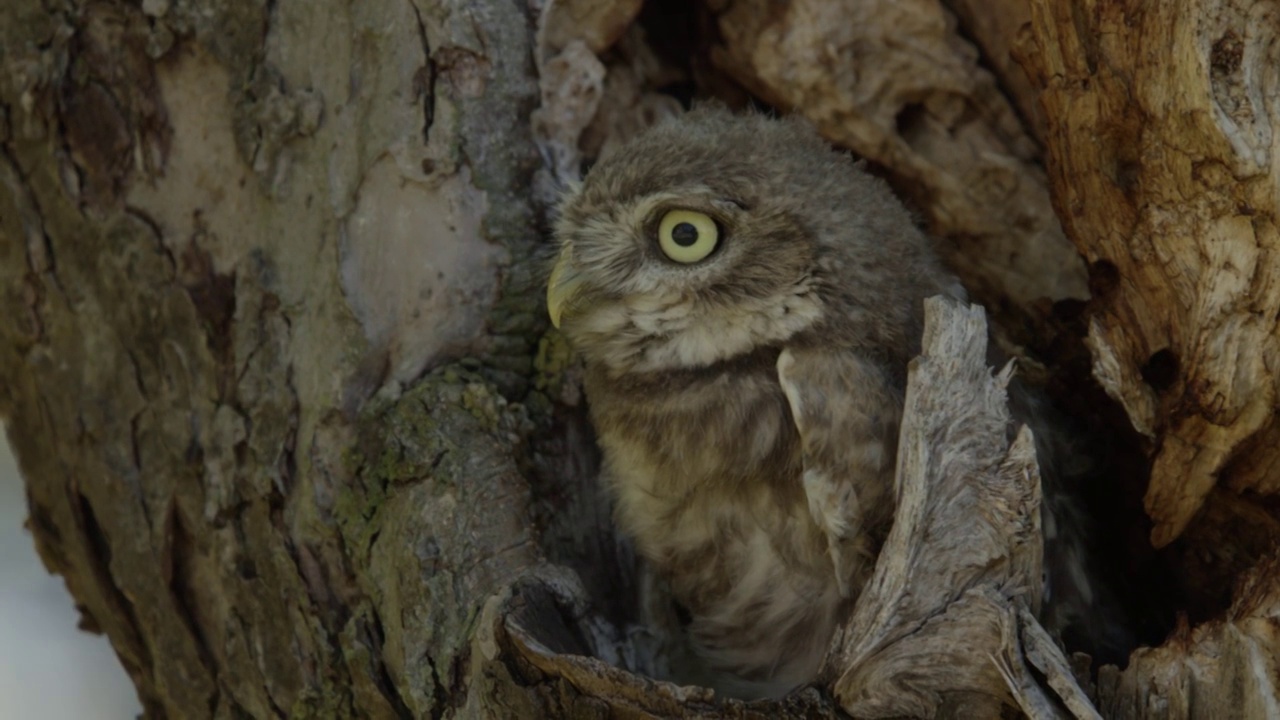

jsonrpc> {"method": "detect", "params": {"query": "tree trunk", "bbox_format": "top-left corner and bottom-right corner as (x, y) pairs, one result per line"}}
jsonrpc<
(1, 1), (1277, 719)
(1, 0), (554, 716)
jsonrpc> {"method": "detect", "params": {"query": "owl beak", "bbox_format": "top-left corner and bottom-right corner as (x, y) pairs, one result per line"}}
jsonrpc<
(546, 251), (584, 329)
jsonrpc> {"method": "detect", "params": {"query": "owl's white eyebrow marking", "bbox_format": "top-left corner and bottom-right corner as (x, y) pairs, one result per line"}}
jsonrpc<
(626, 185), (732, 228)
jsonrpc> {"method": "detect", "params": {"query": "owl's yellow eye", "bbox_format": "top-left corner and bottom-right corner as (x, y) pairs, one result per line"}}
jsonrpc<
(658, 210), (719, 264)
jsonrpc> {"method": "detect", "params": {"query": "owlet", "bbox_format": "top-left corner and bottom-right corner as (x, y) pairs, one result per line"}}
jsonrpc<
(546, 106), (1108, 698)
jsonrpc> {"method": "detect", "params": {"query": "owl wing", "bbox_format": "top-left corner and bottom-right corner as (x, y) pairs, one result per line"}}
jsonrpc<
(777, 347), (901, 598)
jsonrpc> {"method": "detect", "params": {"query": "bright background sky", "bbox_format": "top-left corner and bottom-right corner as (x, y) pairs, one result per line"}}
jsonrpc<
(0, 436), (141, 720)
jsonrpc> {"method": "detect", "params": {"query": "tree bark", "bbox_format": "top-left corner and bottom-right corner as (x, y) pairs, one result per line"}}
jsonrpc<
(1, 0), (551, 716)
(1020, 0), (1280, 550)
(2, 0), (1278, 718)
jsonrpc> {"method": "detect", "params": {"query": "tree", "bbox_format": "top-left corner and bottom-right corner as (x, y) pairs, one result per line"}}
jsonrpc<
(1, 0), (1276, 718)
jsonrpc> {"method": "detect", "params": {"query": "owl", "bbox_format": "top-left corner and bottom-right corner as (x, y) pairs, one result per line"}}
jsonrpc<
(546, 106), (1117, 698)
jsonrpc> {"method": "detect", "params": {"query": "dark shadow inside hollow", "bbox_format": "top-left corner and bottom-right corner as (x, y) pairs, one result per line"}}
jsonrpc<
(498, 576), (842, 717)
(526, 402), (640, 630)
(516, 432), (690, 703)
(523, 399), (663, 670)
(1020, 298), (1186, 663)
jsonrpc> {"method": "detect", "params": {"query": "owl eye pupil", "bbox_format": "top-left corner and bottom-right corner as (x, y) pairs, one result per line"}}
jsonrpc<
(671, 222), (699, 247)
(657, 210), (718, 263)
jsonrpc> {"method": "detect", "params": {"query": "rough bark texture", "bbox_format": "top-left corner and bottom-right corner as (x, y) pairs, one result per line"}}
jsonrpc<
(3, 0), (1279, 718)
(1012, 2), (1280, 716)
(1, 0), (548, 716)
(1020, 0), (1280, 552)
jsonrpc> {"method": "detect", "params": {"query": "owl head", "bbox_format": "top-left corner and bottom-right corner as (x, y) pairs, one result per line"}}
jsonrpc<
(547, 107), (957, 376)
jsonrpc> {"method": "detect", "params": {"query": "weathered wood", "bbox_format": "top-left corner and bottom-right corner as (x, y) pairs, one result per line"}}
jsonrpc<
(708, 0), (1088, 323)
(943, 0), (1044, 144)
(1011, 3), (1280, 716)
(538, 0), (643, 56)
(825, 298), (1094, 719)
(1094, 554), (1280, 720)
(1020, 0), (1280, 550)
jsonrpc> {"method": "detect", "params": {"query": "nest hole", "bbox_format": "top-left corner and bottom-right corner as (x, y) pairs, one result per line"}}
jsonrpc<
(531, 0), (1272, 704)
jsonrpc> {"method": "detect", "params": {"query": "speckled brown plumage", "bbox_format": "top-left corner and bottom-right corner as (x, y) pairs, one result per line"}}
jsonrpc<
(546, 106), (1111, 698)
(546, 106), (962, 697)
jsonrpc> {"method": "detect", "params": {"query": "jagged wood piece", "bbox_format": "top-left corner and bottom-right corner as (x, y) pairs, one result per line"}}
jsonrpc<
(1092, 553), (1280, 720)
(826, 296), (1097, 719)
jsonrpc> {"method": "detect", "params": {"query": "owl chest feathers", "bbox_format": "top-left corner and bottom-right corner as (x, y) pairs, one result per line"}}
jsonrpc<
(585, 348), (846, 692)
(586, 348), (809, 559)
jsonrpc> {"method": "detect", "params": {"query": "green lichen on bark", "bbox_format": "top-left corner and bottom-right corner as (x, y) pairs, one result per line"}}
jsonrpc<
(335, 364), (540, 716)
(339, 365), (534, 552)
(533, 328), (577, 396)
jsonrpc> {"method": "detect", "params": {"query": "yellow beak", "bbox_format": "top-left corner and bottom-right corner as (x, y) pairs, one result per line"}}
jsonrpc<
(546, 250), (584, 329)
